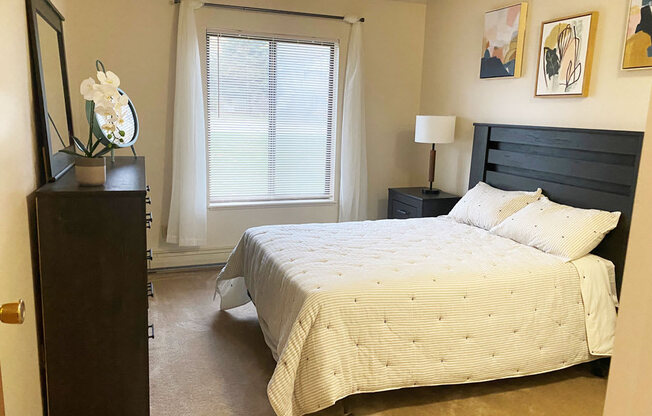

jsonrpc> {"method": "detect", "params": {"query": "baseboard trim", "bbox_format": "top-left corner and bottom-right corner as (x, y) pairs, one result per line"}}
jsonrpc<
(148, 262), (225, 274)
(149, 247), (233, 269)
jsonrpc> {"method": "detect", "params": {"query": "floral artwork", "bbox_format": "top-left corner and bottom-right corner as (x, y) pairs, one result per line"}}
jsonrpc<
(480, 3), (528, 78)
(623, 0), (652, 69)
(535, 13), (598, 97)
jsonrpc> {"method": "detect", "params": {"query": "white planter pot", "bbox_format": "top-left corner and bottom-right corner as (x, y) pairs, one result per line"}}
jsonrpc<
(75, 157), (106, 186)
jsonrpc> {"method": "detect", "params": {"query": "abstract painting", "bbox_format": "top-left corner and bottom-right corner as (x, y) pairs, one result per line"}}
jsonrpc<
(623, 0), (652, 69)
(535, 13), (598, 97)
(481, 3), (528, 78)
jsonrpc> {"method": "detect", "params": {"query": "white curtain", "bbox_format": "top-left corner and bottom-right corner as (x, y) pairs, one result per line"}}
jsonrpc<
(339, 16), (368, 222)
(166, 0), (207, 246)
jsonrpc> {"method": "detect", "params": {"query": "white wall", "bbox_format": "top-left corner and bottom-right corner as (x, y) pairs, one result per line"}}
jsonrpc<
(420, 0), (652, 195)
(63, 0), (428, 267)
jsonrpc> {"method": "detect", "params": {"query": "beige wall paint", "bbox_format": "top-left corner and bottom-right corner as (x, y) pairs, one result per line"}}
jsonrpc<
(0, 0), (70, 413)
(420, 0), (652, 195)
(603, 88), (652, 416)
(62, 0), (427, 265)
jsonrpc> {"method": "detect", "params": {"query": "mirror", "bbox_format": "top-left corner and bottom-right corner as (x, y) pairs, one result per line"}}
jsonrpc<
(37, 15), (69, 155)
(27, 0), (75, 182)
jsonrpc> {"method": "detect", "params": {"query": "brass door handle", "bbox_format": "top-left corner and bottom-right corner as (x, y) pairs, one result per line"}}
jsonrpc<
(0, 299), (25, 324)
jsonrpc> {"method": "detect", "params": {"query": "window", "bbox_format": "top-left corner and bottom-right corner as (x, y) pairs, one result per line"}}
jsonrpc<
(206, 32), (338, 205)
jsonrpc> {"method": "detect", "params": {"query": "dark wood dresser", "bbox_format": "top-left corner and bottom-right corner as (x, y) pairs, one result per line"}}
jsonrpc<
(35, 156), (151, 415)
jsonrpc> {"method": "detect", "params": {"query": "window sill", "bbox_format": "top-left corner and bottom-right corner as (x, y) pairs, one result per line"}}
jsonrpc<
(208, 199), (337, 210)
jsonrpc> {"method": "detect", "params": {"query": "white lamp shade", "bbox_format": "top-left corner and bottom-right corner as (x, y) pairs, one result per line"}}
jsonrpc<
(414, 115), (456, 144)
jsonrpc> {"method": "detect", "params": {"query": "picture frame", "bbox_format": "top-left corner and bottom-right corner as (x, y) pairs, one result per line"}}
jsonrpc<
(534, 12), (598, 97)
(480, 2), (528, 79)
(622, 0), (652, 70)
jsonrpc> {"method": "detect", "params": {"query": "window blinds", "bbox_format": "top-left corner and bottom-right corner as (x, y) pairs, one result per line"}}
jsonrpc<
(206, 33), (338, 204)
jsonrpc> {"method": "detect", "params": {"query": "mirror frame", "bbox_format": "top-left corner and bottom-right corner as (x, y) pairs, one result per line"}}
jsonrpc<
(26, 0), (75, 182)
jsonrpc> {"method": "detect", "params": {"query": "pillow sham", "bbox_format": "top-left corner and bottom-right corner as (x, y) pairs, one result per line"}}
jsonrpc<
(490, 196), (621, 261)
(448, 181), (542, 231)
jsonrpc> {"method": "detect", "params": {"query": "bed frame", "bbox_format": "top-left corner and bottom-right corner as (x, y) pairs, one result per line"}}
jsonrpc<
(470, 123), (644, 296)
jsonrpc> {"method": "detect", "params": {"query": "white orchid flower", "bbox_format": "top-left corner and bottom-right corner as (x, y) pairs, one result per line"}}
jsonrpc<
(110, 96), (127, 116)
(97, 70), (120, 88)
(92, 84), (120, 106)
(80, 77), (97, 100)
(113, 105), (127, 126)
(77, 63), (132, 154)
(95, 103), (118, 119)
(117, 94), (129, 107)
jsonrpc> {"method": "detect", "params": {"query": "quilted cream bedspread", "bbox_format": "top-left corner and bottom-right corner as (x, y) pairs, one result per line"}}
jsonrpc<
(216, 217), (617, 416)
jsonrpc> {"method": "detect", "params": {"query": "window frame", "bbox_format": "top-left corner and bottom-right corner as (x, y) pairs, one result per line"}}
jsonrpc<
(203, 29), (340, 209)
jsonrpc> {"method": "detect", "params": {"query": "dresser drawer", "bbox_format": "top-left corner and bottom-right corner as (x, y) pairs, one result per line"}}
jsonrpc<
(390, 199), (420, 219)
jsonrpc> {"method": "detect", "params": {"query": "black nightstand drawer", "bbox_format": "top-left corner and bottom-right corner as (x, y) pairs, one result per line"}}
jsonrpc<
(390, 199), (419, 219)
(388, 187), (460, 219)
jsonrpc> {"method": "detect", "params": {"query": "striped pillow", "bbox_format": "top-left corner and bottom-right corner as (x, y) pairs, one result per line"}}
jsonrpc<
(448, 182), (542, 231)
(490, 197), (621, 261)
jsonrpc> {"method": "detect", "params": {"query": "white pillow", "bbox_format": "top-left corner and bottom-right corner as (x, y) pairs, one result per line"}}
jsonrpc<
(448, 182), (542, 230)
(490, 196), (621, 261)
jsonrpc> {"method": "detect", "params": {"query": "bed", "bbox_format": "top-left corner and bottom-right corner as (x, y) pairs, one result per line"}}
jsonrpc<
(216, 123), (644, 416)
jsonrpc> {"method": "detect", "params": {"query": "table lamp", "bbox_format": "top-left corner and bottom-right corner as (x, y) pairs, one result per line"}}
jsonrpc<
(414, 115), (456, 194)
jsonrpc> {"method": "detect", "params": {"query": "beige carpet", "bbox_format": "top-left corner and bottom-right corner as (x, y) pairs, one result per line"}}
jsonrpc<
(148, 269), (608, 416)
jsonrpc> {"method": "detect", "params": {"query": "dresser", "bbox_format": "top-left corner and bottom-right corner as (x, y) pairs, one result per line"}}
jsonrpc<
(35, 157), (151, 415)
(388, 187), (460, 219)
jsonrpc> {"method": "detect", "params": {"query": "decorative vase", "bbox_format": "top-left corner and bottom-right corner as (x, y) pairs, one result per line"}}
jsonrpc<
(75, 157), (106, 186)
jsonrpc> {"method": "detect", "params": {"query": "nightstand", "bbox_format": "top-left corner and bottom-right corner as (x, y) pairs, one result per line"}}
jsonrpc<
(388, 187), (461, 219)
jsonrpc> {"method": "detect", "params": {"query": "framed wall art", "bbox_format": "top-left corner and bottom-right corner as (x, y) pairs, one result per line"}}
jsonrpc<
(623, 0), (652, 70)
(480, 3), (528, 79)
(535, 12), (598, 97)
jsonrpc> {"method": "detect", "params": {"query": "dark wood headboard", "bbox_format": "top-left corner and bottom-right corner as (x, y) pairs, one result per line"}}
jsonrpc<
(470, 123), (644, 295)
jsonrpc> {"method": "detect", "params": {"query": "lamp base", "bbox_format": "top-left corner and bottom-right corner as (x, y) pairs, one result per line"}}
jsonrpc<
(422, 188), (440, 195)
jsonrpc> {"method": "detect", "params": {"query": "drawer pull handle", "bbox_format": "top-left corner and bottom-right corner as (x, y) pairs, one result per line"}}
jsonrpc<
(146, 185), (151, 192)
(146, 249), (153, 261)
(147, 282), (154, 298)
(145, 212), (153, 229)
(397, 209), (408, 215)
(148, 324), (155, 339)
(145, 196), (152, 205)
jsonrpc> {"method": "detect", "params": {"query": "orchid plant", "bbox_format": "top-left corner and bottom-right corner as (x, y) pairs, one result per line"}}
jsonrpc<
(63, 61), (129, 158)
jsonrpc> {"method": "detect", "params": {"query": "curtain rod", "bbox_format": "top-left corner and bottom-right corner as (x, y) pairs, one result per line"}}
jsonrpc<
(172, 1), (365, 22)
